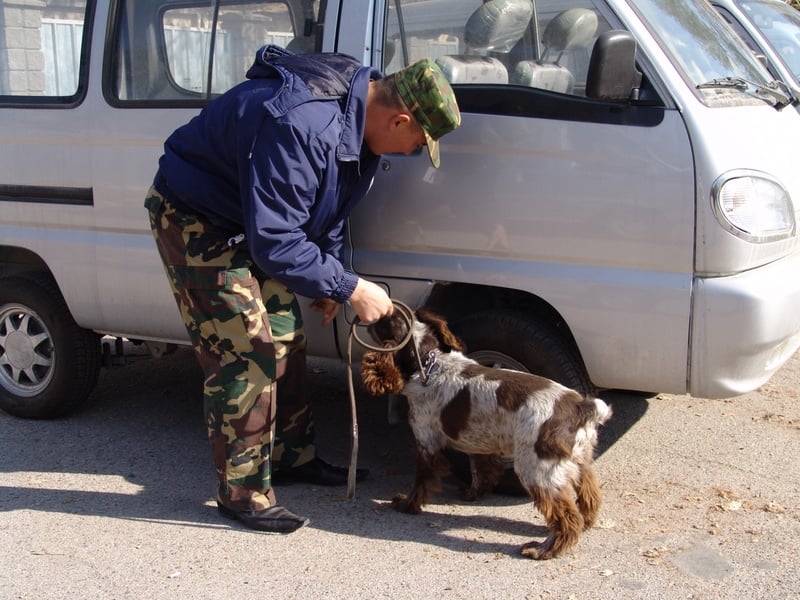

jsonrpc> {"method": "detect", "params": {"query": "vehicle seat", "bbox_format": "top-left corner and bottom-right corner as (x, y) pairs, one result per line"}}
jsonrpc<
(435, 0), (533, 84)
(286, 36), (314, 54)
(510, 8), (598, 93)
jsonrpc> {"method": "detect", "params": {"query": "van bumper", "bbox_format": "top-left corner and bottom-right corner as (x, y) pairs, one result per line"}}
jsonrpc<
(690, 252), (800, 398)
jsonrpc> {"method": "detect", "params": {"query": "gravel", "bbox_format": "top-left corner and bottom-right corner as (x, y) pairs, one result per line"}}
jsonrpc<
(1, 344), (798, 599)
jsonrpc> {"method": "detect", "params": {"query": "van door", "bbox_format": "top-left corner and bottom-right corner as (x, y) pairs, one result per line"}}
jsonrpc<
(341, 0), (696, 393)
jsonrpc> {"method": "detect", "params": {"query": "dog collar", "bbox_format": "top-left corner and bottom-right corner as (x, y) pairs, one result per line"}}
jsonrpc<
(421, 349), (440, 385)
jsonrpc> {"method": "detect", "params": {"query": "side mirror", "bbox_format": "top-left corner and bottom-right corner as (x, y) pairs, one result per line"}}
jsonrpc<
(586, 30), (642, 102)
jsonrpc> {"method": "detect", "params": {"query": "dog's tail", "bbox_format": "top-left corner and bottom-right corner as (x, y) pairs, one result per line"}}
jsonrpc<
(592, 397), (612, 426)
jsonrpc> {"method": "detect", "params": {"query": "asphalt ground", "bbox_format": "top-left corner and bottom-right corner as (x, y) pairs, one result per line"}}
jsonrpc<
(1, 342), (799, 599)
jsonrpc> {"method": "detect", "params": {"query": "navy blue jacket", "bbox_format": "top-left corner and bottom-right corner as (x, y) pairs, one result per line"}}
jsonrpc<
(154, 45), (381, 303)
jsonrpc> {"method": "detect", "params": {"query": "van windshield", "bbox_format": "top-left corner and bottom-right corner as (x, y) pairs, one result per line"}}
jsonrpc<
(633, 0), (773, 105)
(737, 0), (800, 81)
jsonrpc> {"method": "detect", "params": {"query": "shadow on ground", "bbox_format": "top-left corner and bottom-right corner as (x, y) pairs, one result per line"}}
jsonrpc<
(0, 347), (650, 556)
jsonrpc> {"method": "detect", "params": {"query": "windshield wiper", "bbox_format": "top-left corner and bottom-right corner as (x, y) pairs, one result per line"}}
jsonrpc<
(762, 79), (796, 108)
(697, 76), (793, 108)
(697, 76), (749, 90)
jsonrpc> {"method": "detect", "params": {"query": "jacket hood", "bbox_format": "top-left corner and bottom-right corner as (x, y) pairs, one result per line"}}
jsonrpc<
(246, 45), (362, 99)
(245, 45), (381, 161)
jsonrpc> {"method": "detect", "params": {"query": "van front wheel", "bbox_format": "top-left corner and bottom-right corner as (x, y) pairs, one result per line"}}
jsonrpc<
(0, 274), (101, 419)
(450, 309), (593, 395)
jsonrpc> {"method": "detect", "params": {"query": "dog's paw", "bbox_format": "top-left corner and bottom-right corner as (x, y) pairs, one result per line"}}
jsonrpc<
(521, 540), (556, 560)
(457, 486), (485, 502)
(521, 533), (575, 560)
(391, 493), (422, 515)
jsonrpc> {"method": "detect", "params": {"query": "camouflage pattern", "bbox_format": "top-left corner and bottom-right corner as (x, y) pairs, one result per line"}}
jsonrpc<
(145, 186), (315, 512)
(394, 58), (462, 168)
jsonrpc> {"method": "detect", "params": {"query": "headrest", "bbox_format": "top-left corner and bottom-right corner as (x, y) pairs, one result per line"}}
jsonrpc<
(464, 0), (533, 54)
(542, 8), (598, 52)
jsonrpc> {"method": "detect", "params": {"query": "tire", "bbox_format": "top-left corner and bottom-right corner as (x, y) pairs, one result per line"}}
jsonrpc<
(0, 273), (101, 419)
(451, 309), (593, 395)
(447, 309), (594, 495)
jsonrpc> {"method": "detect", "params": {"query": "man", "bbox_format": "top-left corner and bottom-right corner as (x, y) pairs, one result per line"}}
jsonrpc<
(144, 45), (461, 533)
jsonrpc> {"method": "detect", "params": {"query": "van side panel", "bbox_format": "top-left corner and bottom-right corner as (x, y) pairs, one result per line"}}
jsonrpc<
(350, 109), (696, 393)
(88, 106), (196, 341)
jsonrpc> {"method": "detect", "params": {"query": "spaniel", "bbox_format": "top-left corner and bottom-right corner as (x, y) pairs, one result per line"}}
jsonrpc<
(360, 308), (611, 560)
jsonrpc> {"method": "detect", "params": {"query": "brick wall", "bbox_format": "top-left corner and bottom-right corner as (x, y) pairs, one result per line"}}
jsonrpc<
(0, 0), (46, 95)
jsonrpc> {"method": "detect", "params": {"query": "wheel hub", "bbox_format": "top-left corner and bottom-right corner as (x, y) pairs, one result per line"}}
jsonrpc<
(4, 331), (35, 369)
(0, 305), (54, 394)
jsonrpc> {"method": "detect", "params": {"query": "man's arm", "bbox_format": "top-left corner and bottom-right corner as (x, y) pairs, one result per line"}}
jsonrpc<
(243, 116), (358, 303)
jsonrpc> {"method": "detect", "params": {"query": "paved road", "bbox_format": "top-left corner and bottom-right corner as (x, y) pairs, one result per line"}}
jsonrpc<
(1, 343), (799, 599)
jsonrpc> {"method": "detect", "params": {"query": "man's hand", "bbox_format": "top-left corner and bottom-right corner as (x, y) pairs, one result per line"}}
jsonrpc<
(310, 298), (341, 327)
(349, 278), (393, 323)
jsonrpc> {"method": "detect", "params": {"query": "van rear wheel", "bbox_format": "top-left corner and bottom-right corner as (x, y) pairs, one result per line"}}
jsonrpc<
(449, 309), (594, 495)
(0, 274), (100, 419)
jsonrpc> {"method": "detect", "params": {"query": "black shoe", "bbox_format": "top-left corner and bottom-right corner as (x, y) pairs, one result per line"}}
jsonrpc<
(217, 503), (310, 533)
(271, 457), (369, 487)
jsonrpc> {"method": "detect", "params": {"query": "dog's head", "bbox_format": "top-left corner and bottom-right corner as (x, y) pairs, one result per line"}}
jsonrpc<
(360, 308), (465, 396)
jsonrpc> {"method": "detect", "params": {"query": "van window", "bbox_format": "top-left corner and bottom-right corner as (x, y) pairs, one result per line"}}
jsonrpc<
(162, 3), (293, 95)
(716, 6), (770, 57)
(0, 0), (91, 103)
(718, 0), (800, 81)
(383, 0), (613, 98)
(107, 0), (324, 105)
(630, 0), (771, 105)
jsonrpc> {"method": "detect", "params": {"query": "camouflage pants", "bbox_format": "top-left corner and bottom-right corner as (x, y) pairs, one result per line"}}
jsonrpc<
(145, 186), (315, 511)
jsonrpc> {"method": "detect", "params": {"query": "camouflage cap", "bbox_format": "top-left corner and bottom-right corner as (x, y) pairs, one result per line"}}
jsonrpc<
(394, 58), (461, 168)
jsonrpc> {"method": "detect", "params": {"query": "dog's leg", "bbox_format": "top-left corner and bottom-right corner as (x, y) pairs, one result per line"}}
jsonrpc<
(522, 483), (584, 560)
(392, 447), (450, 514)
(459, 454), (505, 501)
(575, 463), (602, 530)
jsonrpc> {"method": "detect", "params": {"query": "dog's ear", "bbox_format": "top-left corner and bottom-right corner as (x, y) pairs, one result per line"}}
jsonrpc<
(361, 351), (405, 395)
(415, 309), (466, 352)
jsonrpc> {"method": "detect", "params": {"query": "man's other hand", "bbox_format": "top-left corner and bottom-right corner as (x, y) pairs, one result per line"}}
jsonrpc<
(310, 298), (341, 327)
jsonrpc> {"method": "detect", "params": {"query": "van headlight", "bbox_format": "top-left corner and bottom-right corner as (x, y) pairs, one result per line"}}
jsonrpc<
(712, 170), (795, 242)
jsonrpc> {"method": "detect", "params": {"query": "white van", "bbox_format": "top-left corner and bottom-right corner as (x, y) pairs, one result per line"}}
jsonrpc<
(2, 0), (800, 418)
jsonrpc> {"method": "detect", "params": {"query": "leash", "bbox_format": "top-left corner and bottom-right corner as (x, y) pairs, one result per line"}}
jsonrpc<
(344, 299), (418, 499)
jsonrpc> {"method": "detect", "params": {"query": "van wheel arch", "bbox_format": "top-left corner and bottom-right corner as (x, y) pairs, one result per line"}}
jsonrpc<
(0, 272), (101, 419)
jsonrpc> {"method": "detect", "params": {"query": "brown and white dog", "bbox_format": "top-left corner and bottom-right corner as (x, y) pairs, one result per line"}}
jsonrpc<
(361, 308), (611, 560)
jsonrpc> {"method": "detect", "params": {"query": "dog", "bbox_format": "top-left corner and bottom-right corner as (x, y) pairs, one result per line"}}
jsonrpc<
(360, 308), (611, 560)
